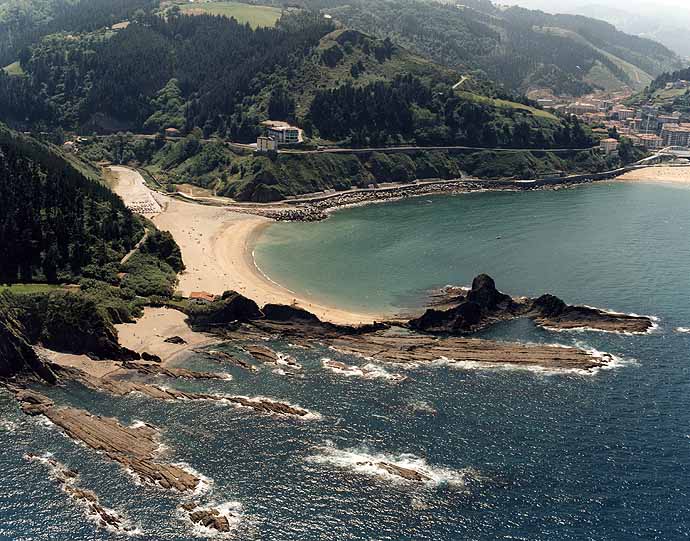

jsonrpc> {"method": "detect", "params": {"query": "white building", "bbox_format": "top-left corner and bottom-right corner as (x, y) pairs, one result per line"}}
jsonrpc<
(599, 138), (619, 154)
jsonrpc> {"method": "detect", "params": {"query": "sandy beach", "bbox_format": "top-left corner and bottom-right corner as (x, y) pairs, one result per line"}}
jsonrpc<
(616, 165), (690, 184)
(109, 166), (383, 326)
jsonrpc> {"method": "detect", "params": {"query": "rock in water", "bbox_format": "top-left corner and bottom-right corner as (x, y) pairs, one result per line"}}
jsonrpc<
(410, 274), (654, 335)
(466, 274), (515, 312)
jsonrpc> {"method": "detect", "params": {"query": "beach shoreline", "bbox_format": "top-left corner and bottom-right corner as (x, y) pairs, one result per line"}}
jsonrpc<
(109, 166), (385, 327)
(615, 165), (690, 184)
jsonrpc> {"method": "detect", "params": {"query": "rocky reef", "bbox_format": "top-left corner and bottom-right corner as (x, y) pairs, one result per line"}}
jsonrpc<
(26, 453), (136, 534)
(409, 274), (654, 335)
(16, 388), (202, 492)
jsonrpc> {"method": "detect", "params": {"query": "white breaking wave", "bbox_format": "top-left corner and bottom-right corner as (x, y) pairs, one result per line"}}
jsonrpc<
(26, 453), (142, 536)
(181, 501), (244, 538)
(221, 395), (321, 420)
(275, 352), (302, 370)
(542, 308), (662, 336)
(306, 441), (475, 488)
(676, 327), (690, 334)
(321, 358), (407, 383)
(128, 420), (148, 429)
(432, 343), (629, 377)
(0, 419), (18, 432)
(172, 462), (214, 496)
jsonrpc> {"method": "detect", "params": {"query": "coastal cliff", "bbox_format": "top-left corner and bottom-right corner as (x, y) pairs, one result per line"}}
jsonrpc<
(0, 293), (56, 383)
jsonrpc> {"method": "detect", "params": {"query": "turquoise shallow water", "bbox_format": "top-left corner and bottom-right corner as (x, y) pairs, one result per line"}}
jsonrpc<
(1, 181), (689, 540)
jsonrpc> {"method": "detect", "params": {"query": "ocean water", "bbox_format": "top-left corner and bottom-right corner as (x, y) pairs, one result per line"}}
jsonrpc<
(2, 181), (690, 540)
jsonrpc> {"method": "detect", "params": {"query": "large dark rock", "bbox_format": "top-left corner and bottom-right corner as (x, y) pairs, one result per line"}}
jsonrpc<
(466, 274), (514, 311)
(528, 294), (568, 318)
(408, 301), (482, 333)
(262, 304), (321, 323)
(409, 274), (518, 334)
(188, 291), (263, 328)
(528, 294), (652, 333)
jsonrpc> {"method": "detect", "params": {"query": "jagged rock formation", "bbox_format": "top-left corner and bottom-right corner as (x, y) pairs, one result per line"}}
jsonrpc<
(409, 274), (653, 334)
(164, 336), (187, 345)
(0, 295), (56, 383)
(49, 364), (311, 417)
(15, 389), (201, 492)
(329, 333), (611, 371)
(195, 349), (257, 371)
(187, 291), (263, 328)
(262, 304), (321, 323)
(120, 361), (227, 380)
(26, 454), (136, 534)
(527, 294), (652, 333)
(181, 502), (236, 533)
(244, 345), (301, 370)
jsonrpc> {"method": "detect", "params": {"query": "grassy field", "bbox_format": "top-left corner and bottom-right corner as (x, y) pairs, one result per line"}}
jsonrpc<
(179, 2), (282, 28)
(457, 91), (558, 121)
(0, 284), (63, 294)
(2, 61), (25, 76)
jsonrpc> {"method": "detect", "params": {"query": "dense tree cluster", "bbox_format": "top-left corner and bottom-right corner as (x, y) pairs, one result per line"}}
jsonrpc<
(0, 0), (156, 66)
(0, 11), (334, 139)
(650, 66), (690, 91)
(308, 75), (594, 148)
(0, 125), (142, 284)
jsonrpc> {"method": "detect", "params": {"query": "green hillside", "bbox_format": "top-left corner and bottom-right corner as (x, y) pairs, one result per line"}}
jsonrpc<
(294, 0), (682, 96)
(178, 1), (282, 28)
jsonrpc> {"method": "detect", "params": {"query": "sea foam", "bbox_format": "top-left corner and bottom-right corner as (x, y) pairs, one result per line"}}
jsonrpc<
(181, 501), (244, 538)
(321, 358), (407, 383)
(306, 441), (475, 488)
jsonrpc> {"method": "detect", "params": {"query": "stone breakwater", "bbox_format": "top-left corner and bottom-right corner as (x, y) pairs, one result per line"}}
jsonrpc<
(230, 177), (603, 222)
(231, 180), (512, 222)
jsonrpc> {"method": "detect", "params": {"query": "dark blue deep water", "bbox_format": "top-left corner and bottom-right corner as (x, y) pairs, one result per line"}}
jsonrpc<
(1, 181), (689, 540)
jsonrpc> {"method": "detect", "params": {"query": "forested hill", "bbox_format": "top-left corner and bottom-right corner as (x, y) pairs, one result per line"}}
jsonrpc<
(0, 10), (335, 137)
(0, 123), (142, 284)
(296, 0), (682, 96)
(0, 0), (156, 66)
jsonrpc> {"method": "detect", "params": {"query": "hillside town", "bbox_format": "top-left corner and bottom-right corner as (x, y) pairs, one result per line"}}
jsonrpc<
(533, 79), (690, 155)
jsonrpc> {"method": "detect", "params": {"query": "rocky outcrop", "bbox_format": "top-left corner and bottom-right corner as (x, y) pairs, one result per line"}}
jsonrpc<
(16, 389), (201, 492)
(49, 364), (312, 417)
(378, 462), (432, 482)
(181, 503), (232, 532)
(26, 454), (136, 534)
(410, 274), (654, 335)
(0, 301), (57, 383)
(187, 291), (263, 329)
(244, 345), (301, 370)
(262, 303), (321, 323)
(527, 294), (653, 333)
(328, 333), (611, 372)
(120, 361), (227, 380)
(196, 349), (257, 371)
(164, 336), (187, 345)
(409, 274), (519, 333)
